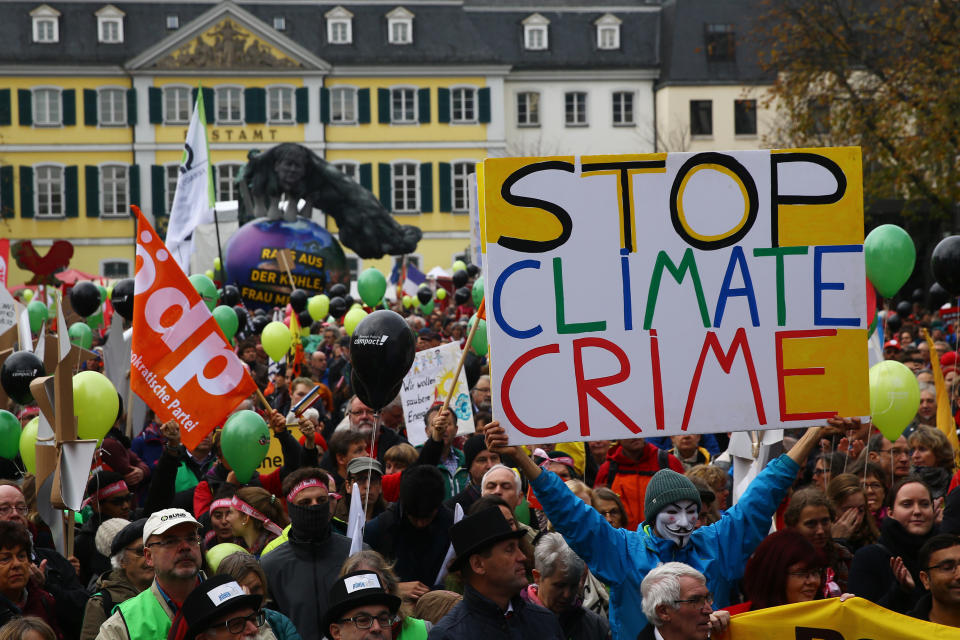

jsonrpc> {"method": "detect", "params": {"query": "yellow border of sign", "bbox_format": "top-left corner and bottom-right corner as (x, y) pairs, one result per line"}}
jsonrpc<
(675, 163), (751, 243)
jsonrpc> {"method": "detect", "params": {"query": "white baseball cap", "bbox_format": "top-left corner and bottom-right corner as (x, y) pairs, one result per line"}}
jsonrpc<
(142, 508), (201, 545)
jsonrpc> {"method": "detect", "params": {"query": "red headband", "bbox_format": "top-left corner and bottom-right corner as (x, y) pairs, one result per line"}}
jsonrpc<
(229, 496), (283, 536)
(209, 499), (232, 512)
(541, 456), (575, 469)
(286, 479), (325, 503)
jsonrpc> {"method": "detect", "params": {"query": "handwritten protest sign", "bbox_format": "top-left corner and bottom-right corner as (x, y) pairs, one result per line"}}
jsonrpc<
(0, 286), (16, 335)
(401, 342), (474, 446)
(481, 148), (870, 444)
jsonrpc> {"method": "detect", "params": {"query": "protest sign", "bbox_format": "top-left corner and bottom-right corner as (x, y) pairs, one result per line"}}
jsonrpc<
(131, 206), (257, 450)
(401, 341), (474, 446)
(728, 596), (956, 640)
(482, 148), (870, 444)
(0, 285), (15, 335)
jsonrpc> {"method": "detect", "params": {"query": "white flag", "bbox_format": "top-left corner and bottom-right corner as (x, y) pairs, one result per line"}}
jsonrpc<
(347, 482), (365, 555)
(433, 502), (464, 587)
(166, 88), (214, 273)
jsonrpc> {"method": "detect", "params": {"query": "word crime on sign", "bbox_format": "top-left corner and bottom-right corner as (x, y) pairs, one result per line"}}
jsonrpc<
(481, 147), (870, 445)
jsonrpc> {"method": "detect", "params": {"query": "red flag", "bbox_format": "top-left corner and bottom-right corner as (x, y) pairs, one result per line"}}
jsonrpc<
(130, 206), (256, 449)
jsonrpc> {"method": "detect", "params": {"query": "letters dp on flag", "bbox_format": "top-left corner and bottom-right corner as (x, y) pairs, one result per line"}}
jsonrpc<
(130, 206), (256, 450)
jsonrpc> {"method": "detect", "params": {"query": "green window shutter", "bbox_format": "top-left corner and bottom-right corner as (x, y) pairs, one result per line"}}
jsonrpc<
(129, 164), (140, 211)
(17, 90), (32, 126)
(438, 162), (451, 212)
(151, 165), (166, 217)
(378, 163), (391, 210)
(437, 88), (450, 124)
(0, 89), (11, 126)
(64, 166), (78, 218)
(0, 166), (13, 218)
(85, 165), (100, 218)
(359, 163), (372, 191)
(83, 89), (98, 126)
(478, 88), (491, 123)
(148, 87), (162, 123)
(126, 88), (138, 126)
(420, 162), (433, 213)
(319, 87), (330, 123)
(202, 88), (215, 124)
(244, 88), (265, 124)
(357, 89), (370, 124)
(19, 166), (34, 218)
(377, 88), (390, 124)
(295, 87), (309, 124)
(417, 88), (430, 124)
(62, 89), (76, 126)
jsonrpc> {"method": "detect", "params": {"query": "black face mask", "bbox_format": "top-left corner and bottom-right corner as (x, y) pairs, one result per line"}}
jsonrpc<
(288, 502), (331, 542)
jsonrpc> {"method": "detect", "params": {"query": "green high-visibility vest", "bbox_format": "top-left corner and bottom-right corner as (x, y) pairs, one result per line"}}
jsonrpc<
(115, 587), (172, 640)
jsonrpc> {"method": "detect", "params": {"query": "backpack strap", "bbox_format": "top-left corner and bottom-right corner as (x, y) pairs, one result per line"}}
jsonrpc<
(96, 589), (115, 619)
(605, 460), (619, 488)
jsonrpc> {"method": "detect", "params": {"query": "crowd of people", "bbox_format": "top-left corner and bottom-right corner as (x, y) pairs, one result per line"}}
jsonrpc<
(2, 290), (960, 640)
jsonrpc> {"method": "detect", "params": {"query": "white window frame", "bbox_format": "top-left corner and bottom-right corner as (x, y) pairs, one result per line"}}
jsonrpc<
(522, 13), (550, 51)
(33, 87), (61, 127)
(391, 161), (419, 213)
(98, 86), (127, 126)
(612, 90), (635, 126)
(325, 6), (354, 44)
(31, 5), (60, 43)
(166, 15), (179, 30)
(34, 163), (65, 218)
(163, 85), (191, 125)
(164, 163), (179, 213)
(387, 7), (414, 45)
(215, 86), (244, 125)
(450, 86), (477, 124)
(273, 16), (286, 31)
(99, 164), (129, 218)
(595, 13), (621, 50)
(334, 161), (360, 183)
(267, 85), (295, 125)
(516, 91), (540, 127)
(390, 86), (417, 124)
(330, 86), (358, 124)
(565, 91), (587, 127)
(451, 161), (476, 214)
(100, 259), (132, 278)
(215, 163), (243, 203)
(96, 5), (125, 43)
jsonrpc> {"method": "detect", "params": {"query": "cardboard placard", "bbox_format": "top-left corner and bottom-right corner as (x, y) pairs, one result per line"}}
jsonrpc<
(401, 342), (475, 446)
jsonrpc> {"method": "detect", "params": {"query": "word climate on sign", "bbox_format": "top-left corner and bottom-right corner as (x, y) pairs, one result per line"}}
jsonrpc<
(481, 148), (870, 445)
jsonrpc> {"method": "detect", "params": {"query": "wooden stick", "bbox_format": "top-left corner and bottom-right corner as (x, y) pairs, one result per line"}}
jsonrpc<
(64, 510), (75, 559)
(277, 250), (296, 290)
(442, 301), (485, 414)
(255, 388), (273, 413)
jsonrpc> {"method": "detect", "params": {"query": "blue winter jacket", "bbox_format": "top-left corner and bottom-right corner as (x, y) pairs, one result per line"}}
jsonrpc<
(531, 453), (799, 640)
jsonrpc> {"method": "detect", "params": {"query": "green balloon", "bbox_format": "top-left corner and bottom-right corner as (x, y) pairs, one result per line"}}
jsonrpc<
(68, 322), (93, 350)
(20, 417), (38, 473)
(73, 371), (119, 442)
(26, 300), (48, 333)
(357, 268), (387, 308)
(212, 305), (239, 341)
(221, 410), (271, 483)
(469, 314), (488, 356)
(869, 360), (920, 441)
(472, 276), (484, 308)
(0, 411), (21, 460)
(189, 274), (219, 311)
(343, 307), (368, 335)
(436, 288), (447, 301)
(96, 285), (108, 308)
(86, 310), (103, 330)
(452, 260), (467, 272)
(206, 543), (247, 573)
(421, 299), (435, 315)
(864, 224), (916, 298)
(308, 294), (330, 321)
(402, 296), (414, 309)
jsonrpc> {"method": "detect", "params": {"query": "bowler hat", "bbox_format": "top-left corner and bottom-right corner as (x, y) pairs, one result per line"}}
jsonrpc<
(323, 571), (401, 633)
(449, 506), (524, 572)
(178, 575), (262, 640)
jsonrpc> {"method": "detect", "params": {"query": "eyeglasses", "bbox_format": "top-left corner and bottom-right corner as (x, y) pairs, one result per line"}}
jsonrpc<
(217, 610), (265, 634)
(145, 535), (202, 549)
(598, 508), (622, 518)
(349, 409), (376, 417)
(674, 593), (713, 608)
(862, 482), (884, 491)
(339, 613), (398, 629)
(0, 505), (28, 516)
(124, 544), (145, 557)
(788, 569), (823, 580)
(926, 559), (960, 574)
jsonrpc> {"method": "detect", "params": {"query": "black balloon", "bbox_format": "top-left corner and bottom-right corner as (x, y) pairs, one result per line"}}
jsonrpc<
(896, 300), (912, 317)
(110, 278), (135, 321)
(329, 296), (347, 318)
(884, 311), (902, 333)
(0, 351), (45, 405)
(454, 287), (470, 305)
(70, 281), (101, 318)
(250, 315), (270, 334)
(222, 285), (241, 307)
(290, 289), (309, 313)
(932, 236), (960, 296)
(912, 288), (924, 304)
(417, 286), (433, 305)
(930, 282), (949, 308)
(233, 305), (248, 335)
(350, 310), (416, 410)
(452, 270), (468, 289)
(328, 283), (348, 298)
(343, 295), (355, 309)
(298, 310), (312, 327)
(466, 264), (480, 278)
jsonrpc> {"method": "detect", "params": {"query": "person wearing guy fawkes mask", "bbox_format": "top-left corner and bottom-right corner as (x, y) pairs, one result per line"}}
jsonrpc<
(260, 467), (353, 640)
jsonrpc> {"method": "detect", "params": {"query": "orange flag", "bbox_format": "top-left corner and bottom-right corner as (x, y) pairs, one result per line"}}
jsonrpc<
(130, 206), (257, 449)
(922, 328), (960, 468)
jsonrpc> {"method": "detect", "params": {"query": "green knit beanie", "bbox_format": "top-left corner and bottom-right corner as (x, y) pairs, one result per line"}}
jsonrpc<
(643, 468), (702, 527)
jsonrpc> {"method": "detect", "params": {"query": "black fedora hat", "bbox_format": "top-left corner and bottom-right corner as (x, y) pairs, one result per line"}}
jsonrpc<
(179, 575), (262, 640)
(449, 506), (524, 572)
(323, 571), (402, 633)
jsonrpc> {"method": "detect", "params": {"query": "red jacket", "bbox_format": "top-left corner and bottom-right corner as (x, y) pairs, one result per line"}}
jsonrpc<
(593, 443), (683, 531)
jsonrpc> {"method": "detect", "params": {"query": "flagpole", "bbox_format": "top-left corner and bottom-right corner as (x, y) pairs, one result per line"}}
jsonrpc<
(213, 204), (226, 284)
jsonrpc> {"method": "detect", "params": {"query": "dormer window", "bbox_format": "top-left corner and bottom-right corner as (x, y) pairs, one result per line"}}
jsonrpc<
(273, 16), (286, 31)
(166, 15), (179, 30)
(523, 13), (549, 51)
(595, 13), (621, 50)
(31, 4), (60, 43)
(326, 6), (353, 44)
(387, 7), (414, 45)
(96, 5), (125, 44)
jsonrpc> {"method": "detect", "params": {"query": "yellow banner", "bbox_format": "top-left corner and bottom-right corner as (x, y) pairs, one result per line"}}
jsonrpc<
(726, 597), (957, 640)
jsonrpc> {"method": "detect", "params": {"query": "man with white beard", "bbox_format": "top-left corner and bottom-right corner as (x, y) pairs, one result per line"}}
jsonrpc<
(345, 396), (406, 465)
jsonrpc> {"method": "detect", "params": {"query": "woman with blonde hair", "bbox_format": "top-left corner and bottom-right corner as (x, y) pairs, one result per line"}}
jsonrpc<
(216, 551), (301, 640)
(226, 487), (289, 557)
(340, 550), (431, 638)
(0, 617), (56, 640)
(827, 473), (879, 552)
(908, 425), (954, 498)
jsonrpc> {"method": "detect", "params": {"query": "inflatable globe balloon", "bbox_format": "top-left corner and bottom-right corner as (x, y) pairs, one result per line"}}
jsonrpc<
(225, 218), (349, 312)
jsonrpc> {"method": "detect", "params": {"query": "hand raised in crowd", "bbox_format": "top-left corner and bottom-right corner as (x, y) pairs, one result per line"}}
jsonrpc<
(28, 558), (47, 588)
(124, 466), (144, 486)
(709, 609), (730, 635)
(397, 580), (430, 603)
(268, 409), (287, 435)
(299, 416), (317, 450)
(484, 420), (542, 480)
(429, 407), (454, 442)
(890, 555), (915, 591)
(160, 419), (181, 450)
(836, 437), (864, 460)
(831, 505), (864, 540)
(67, 555), (81, 576)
